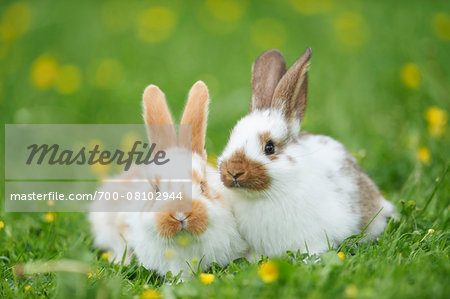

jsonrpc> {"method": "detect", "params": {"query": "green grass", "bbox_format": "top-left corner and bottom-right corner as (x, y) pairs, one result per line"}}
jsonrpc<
(1, 0), (449, 298)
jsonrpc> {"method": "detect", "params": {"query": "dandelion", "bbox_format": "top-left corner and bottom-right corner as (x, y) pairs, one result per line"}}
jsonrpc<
(0, 220), (4, 230)
(337, 251), (345, 260)
(258, 260), (279, 283)
(164, 248), (175, 259)
(432, 13), (450, 41)
(140, 289), (161, 299)
(137, 7), (176, 43)
(56, 65), (82, 94)
(425, 106), (448, 137)
(0, 3), (31, 42)
(416, 146), (431, 164)
(176, 234), (189, 247)
(345, 284), (358, 298)
(251, 18), (287, 50)
(428, 228), (435, 234)
(24, 285), (31, 291)
(30, 54), (59, 90)
(44, 212), (56, 223)
(88, 272), (93, 278)
(207, 154), (218, 167)
(199, 273), (215, 285)
(400, 63), (420, 89)
(100, 251), (112, 260)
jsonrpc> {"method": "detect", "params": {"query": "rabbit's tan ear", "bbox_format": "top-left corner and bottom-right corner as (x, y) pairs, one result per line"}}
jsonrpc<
(271, 48), (311, 123)
(142, 85), (177, 149)
(179, 81), (209, 158)
(251, 49), (287, 111)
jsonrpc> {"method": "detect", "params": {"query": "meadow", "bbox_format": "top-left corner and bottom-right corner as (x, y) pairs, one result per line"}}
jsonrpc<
(0, 0), (449, 298)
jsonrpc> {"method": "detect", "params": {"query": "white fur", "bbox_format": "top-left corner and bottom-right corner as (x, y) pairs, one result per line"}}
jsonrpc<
(219, 109), (396, 257)
(127, 148), (247, 279)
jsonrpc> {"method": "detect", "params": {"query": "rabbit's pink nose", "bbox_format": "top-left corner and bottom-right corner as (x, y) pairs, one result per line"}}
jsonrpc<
(174, 212), (189, 228)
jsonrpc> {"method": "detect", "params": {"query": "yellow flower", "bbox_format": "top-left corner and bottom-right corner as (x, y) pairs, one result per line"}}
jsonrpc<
(88, 272), (93, 278)
(334, 12), (369, 48)
(164, 248), (175, 259)
(24, 285), (31, 291)
(0, 3), (31, 42)
(30, 54), (59, 90)
(100, 251), (112, 260)
(416, 146), (431, 164)
(432, 13), (450, 41)
(56, 65), (82, 94)
(0, 220), (4, 230)
(337, 251), (345, 260)
(258, 261), (279, 283)
(140, 289), (161, 299)
(176, 234), (189, 247)
(345, 284), (358, 298)
(137, 7), (176, 43)
(290, 0), (334, 15)
(207, 154), (218, 167)
(401, 63), (420, 89)
(425, 106), (448, 136)
(199, 273), (215, 285)
(44, 212), (56, 223)
(428, 228), (435, 234)
(251, 18), (286, 50)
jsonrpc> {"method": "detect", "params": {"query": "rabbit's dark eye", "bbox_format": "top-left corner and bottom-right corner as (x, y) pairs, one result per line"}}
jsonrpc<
(264, 140), (275, 155)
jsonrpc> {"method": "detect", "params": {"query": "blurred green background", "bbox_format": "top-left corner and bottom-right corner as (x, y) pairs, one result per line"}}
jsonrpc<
(0, 1), (449, 298)
(1, 0), (449, 191)
(1, 0), (449, 195)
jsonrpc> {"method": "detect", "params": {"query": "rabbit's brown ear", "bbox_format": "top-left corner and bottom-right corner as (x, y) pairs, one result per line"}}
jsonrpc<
(251, 49), (286, 111)
(271, 48), (311, 123)
(179, 81), (209, 158)
(142, 85), (177, 149)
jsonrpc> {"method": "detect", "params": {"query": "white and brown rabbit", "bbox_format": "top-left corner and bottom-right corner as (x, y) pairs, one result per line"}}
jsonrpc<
(126, 81), (247, 279)
(218, 48), (396, 257)
(90, 82), (247, 274)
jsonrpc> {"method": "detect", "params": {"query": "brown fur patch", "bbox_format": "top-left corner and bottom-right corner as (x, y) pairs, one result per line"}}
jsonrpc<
(258, 131), (291, 160)
(186, 200), (209, 235)
(251, 49), (286, 111)
(341, 154), (383, 230)
(142, 85), (177, 150)
(220, 149), (270, 191)
(271, 48), (311, 123)
(155, 212), (181, 238)
(192, 170), (202, 184)
(180, 81), (209, 158)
